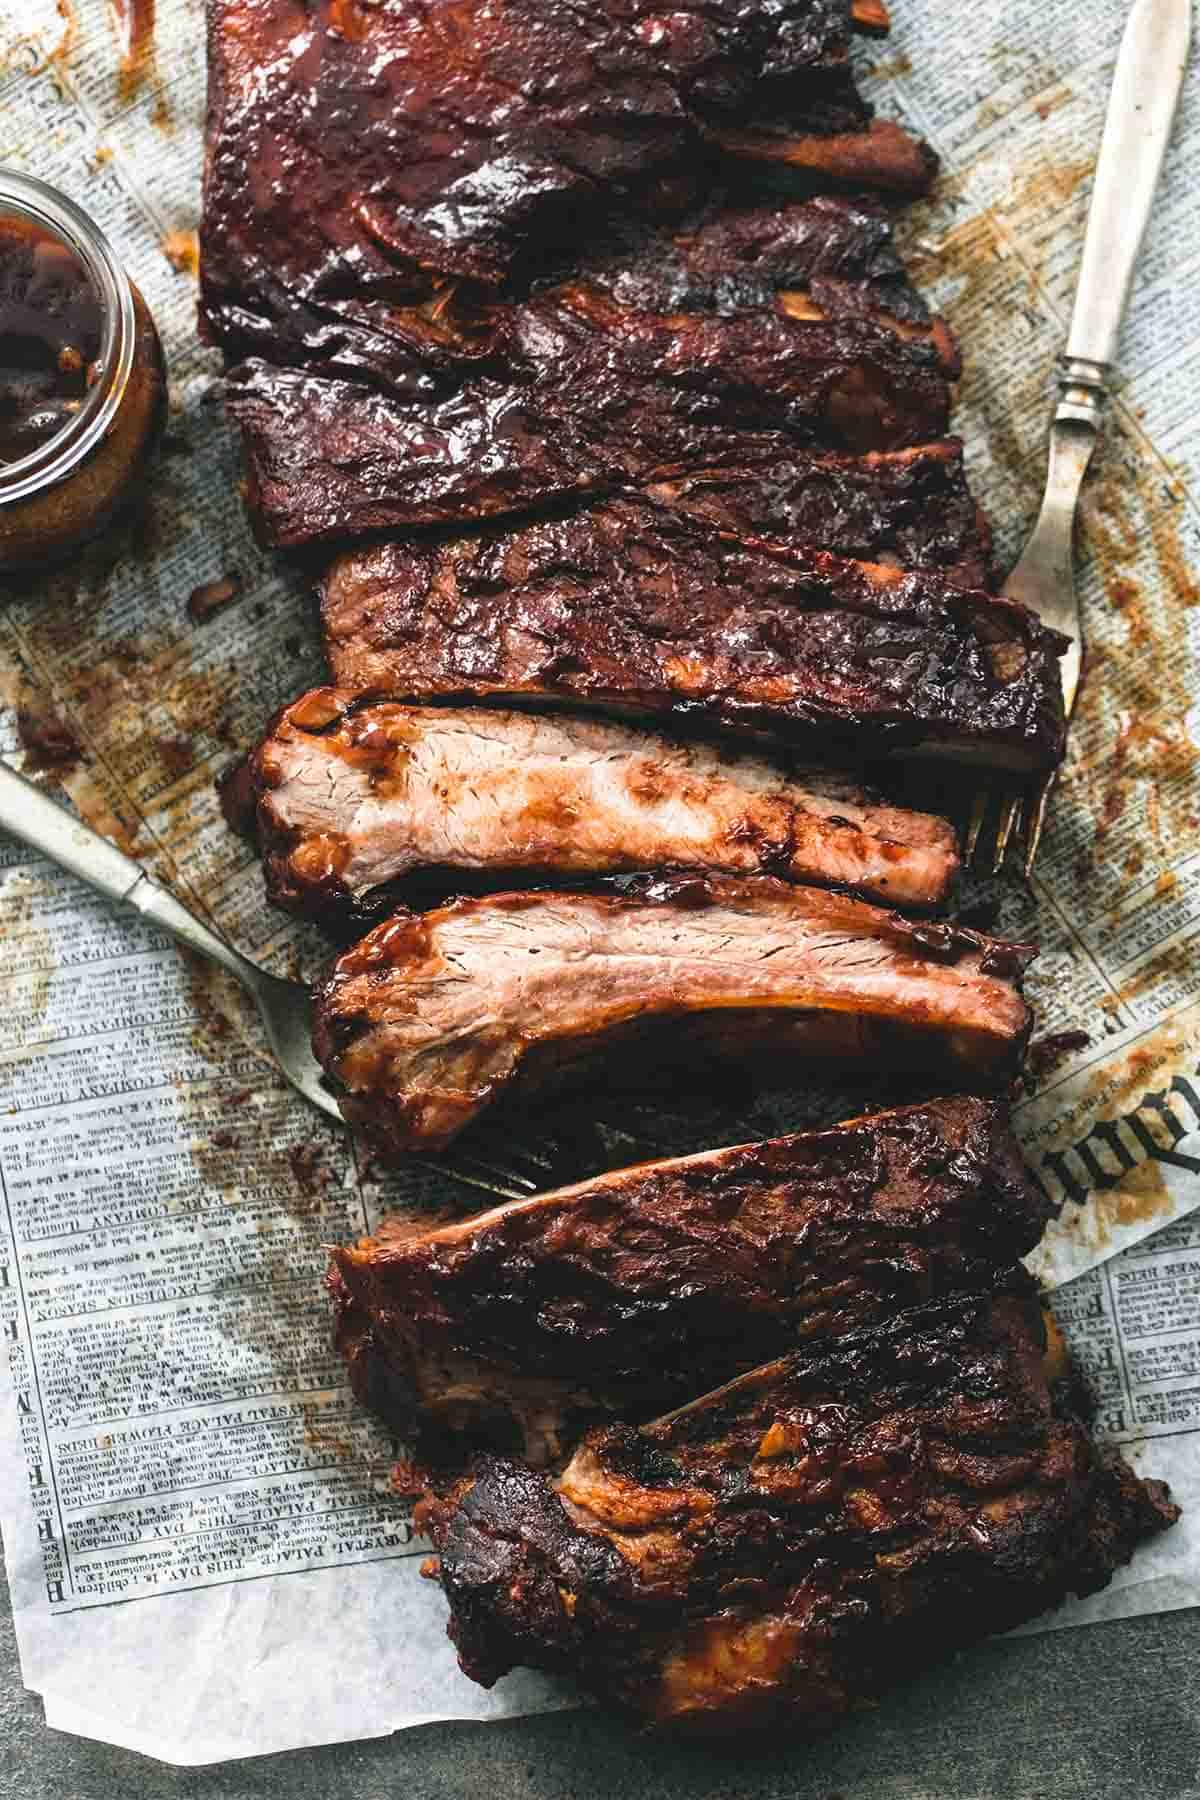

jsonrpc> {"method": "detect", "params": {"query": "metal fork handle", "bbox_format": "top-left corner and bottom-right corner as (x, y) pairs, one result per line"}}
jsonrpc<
(0, 758), (262, 992)
(1008, 0), (1191, 722)
(1066, 0), (1190, 379)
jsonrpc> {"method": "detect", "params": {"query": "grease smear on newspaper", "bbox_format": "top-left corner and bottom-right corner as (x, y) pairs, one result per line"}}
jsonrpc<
(0, 0), (1198, 1765)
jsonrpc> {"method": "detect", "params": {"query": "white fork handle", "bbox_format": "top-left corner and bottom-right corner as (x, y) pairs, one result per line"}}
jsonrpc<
(1066, 0), (1190, 373)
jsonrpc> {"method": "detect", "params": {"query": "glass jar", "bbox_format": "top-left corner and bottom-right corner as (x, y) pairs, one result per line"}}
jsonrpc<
(0, 168), (165, 572)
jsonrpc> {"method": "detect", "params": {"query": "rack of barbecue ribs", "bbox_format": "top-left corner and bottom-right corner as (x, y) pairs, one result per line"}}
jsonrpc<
(199, 3), (957, 554)
(418, 1279), (1177, 1733)
(329, 1111), (1178, 1725)
(328, 1097), (1053, 1464)
(203, 0), (1174, 1735)
(201, 0), (1066, 777)
(311, 878), (1035, 1154)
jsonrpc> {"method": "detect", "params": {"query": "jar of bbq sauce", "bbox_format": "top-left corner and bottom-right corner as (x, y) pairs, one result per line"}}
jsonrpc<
(0, 169), (165, 572)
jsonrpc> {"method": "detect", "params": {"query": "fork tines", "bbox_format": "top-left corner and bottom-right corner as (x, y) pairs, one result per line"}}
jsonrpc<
(964, 771), (1055, 880)
(419, 1121), (592, 1202)
(419, 1113), (677, 1203)
(419, 1138), (549, 1201)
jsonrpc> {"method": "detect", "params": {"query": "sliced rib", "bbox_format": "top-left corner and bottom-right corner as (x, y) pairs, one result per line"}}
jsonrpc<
(311, 876), (1036, 1155)
(205, 188), (945, 385)
(233, 692), (961, 929)
(322, 499), (1065, 772)
(420, 1281), (1178, 1731)
(329, 1096), (1052, 1463)
(228, 297), (954, 547)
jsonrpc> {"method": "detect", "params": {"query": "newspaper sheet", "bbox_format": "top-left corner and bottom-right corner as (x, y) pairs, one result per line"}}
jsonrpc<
(0, 0), (1197, 1764)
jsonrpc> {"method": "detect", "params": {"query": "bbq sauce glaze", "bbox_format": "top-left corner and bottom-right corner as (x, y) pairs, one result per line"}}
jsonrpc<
(0, 210), (103, 466)
(0, 172), (165, 572)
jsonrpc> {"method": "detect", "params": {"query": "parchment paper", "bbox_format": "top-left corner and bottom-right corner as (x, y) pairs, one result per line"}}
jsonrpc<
(0, 0), (1198, 1764)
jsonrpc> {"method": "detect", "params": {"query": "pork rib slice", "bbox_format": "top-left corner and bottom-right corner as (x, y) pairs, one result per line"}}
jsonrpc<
(311, 876), (1035, 1156)
(205, 188), (944, 392)
(328, 1096), (1052, 1464)
(322, 498), (1065, 771)
(420, 1280), (1178, 1732)
(232, 692), (961, 930)
(228, 297), (953, 548)
(201, 0), (929, 337)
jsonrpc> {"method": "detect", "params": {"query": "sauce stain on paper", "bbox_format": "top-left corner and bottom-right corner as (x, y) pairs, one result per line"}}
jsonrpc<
(1028, 1016), (1196, 1156)
(288, 1141), (337, 1214)
(1030, 1016), (1198, 1255)
(300, 1401), (356, 1464)
(155, 732), (195, 777)
(110, 0), (172, 128)
(1102, 1157), (1174, 1229)
(1033, 86), (1072, 122)
(15, 694), (83, 775)
(18, 0), (80, 73)
(1100, 937), (1199, 1017)
(1004, 159), (1094, 216)
(15, 620), (250, 847)
(183, 953), (265, 1064)
(3, 664), (145, 855)
(59, 765), (145, 858)
(907, 157), (1092, 300)
(110, 0), (155, 90)
(1149, 492), (1200, 609)
(1075, 473), (1200, 866)
(47, 0), (80, 69)
(867, 51), (912, 80)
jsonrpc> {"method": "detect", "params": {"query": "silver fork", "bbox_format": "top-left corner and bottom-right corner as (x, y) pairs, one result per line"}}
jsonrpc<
(964, 0), (1190, 879)
(0, 758), (536, 1201)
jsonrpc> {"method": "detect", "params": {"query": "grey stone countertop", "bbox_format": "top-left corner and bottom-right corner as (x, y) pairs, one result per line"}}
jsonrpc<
(1, 1568), (1196, 1799)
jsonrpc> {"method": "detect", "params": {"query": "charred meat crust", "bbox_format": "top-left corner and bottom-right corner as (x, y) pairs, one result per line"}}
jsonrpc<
(328, 1096), (1054, 1461)
(238, 691), (961, 929)
(227, 303), (955, 548)
(321, 500), (1066, 771)
(311, 875), (1037, 1155)
(421, 1283), (1178, 1729)
(538, 194), (938, 329)
(641, 438), (991, 589)
(205, 190), (945, 386)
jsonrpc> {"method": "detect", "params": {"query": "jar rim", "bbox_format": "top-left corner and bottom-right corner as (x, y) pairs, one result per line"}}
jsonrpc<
(0, 167), (136, 505)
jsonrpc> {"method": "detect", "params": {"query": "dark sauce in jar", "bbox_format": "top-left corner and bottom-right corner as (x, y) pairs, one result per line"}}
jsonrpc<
(0, 170), (165, 573)
(0, 212), (105, 466)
